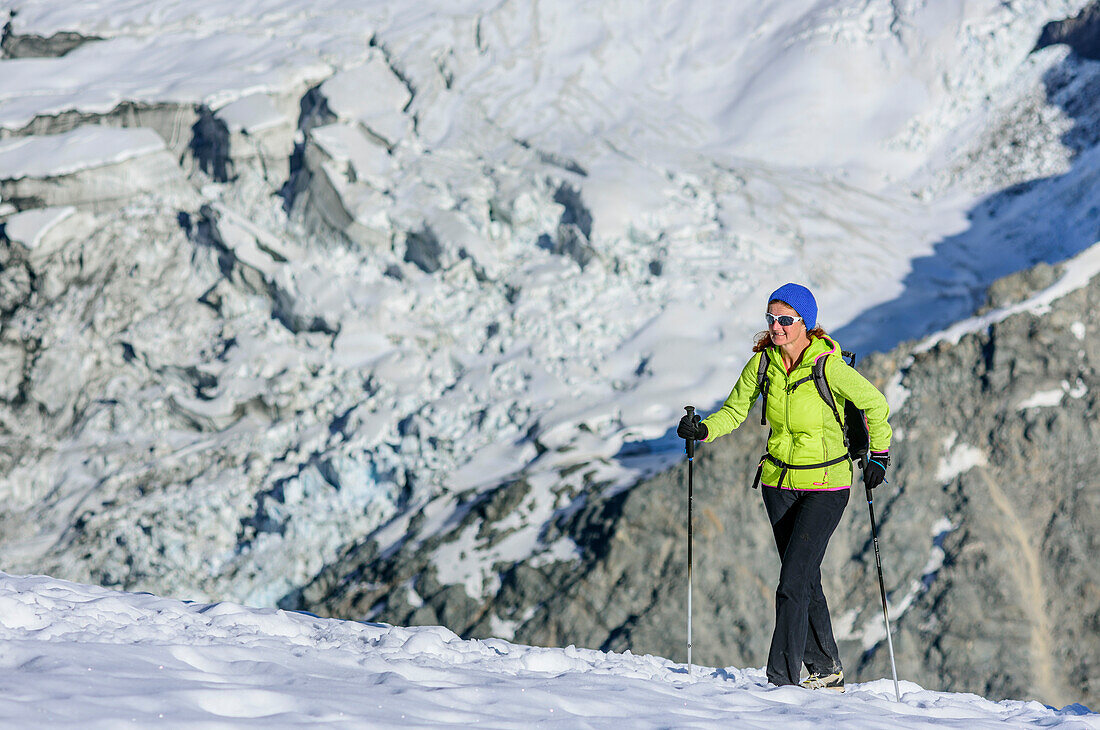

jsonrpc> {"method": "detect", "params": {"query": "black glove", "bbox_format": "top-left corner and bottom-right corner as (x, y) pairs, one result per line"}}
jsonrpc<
(863, 450), (889, 490)
(677, 413), (707, 441)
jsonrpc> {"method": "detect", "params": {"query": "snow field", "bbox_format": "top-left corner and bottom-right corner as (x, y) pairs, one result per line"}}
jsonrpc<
(0, 573), (1094, 728)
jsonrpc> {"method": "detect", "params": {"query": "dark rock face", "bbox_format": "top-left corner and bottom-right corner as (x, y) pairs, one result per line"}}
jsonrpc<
(403, 228), (445, 274)
(299, 260), (1100, 709)
(191, 108), (233, 183)
(1, 24), (98, 59)
(882, 279), (1100, 708)
(1037, 1), (1100, 60)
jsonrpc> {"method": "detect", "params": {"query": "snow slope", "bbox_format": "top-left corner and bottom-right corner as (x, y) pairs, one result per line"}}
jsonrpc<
(0, 573), (1093, 729)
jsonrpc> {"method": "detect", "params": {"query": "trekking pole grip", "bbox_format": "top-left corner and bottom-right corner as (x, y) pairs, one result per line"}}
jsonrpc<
(684, 406), (695, 459)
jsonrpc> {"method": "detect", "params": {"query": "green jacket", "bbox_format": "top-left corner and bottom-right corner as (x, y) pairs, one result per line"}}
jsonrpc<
(701, 336), (892, 490)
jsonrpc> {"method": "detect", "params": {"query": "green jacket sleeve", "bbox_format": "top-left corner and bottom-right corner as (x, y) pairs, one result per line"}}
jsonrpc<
(701, 352), (763, 442)
(823, 355), (892, 452)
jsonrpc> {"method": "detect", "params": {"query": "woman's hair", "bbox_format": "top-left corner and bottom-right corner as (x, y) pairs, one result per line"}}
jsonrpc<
(752, 325), (828, 352)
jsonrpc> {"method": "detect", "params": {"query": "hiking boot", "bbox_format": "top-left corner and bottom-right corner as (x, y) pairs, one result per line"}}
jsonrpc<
(800, 670), (844, 691)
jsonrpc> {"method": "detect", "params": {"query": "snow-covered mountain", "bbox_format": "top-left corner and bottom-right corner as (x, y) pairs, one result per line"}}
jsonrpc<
(0, 572), (1092, 727)
(1, 0), (1099, 707)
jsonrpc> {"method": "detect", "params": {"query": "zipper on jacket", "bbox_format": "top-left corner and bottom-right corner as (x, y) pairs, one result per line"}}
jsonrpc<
(784, 355), (794, 466)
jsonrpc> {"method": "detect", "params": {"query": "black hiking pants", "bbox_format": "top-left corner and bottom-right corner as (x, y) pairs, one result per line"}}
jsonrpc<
(761, 485), (849, 686)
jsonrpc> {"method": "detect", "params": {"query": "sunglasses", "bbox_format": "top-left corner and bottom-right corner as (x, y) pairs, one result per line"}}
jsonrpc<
(765, 313), (803, 327)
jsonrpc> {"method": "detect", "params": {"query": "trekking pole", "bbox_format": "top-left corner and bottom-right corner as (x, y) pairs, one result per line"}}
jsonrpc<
(684, 405), (695, 677)
(865, 483), (901, 702)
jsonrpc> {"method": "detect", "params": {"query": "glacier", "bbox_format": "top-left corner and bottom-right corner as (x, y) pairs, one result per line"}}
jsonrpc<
(0, 0), (1097, 627)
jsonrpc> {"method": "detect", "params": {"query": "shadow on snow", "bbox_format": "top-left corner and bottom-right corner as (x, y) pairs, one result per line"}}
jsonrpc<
(621, 29), (1100, 461)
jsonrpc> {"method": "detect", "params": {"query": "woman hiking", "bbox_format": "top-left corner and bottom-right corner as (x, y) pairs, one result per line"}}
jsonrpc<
(677, 283), (892, 691)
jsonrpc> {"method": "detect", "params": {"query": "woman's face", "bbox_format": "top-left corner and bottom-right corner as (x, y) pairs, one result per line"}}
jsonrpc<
(767, 301), (806, 347)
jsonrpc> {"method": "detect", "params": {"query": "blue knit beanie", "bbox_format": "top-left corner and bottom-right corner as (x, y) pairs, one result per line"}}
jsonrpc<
(768, 283), (817, 330)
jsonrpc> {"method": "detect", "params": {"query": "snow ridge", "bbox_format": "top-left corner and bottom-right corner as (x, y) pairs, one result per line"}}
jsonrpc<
(0, 572), (1093, 728)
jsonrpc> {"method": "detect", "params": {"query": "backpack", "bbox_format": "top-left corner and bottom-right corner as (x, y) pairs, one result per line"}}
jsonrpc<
(754, 345), (870, 482)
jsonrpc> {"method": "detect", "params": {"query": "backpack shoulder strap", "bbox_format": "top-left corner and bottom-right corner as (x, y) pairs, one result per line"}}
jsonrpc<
(812, 355), (840, 416)
(757, 350), (769, 426)
(812, 342), (851, 449)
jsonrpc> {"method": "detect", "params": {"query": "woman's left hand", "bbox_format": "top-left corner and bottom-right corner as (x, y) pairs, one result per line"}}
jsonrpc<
(863, 450), (889, 489)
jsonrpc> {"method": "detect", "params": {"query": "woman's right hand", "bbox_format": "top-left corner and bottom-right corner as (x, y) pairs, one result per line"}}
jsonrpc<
(677, 414), (707, 441)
